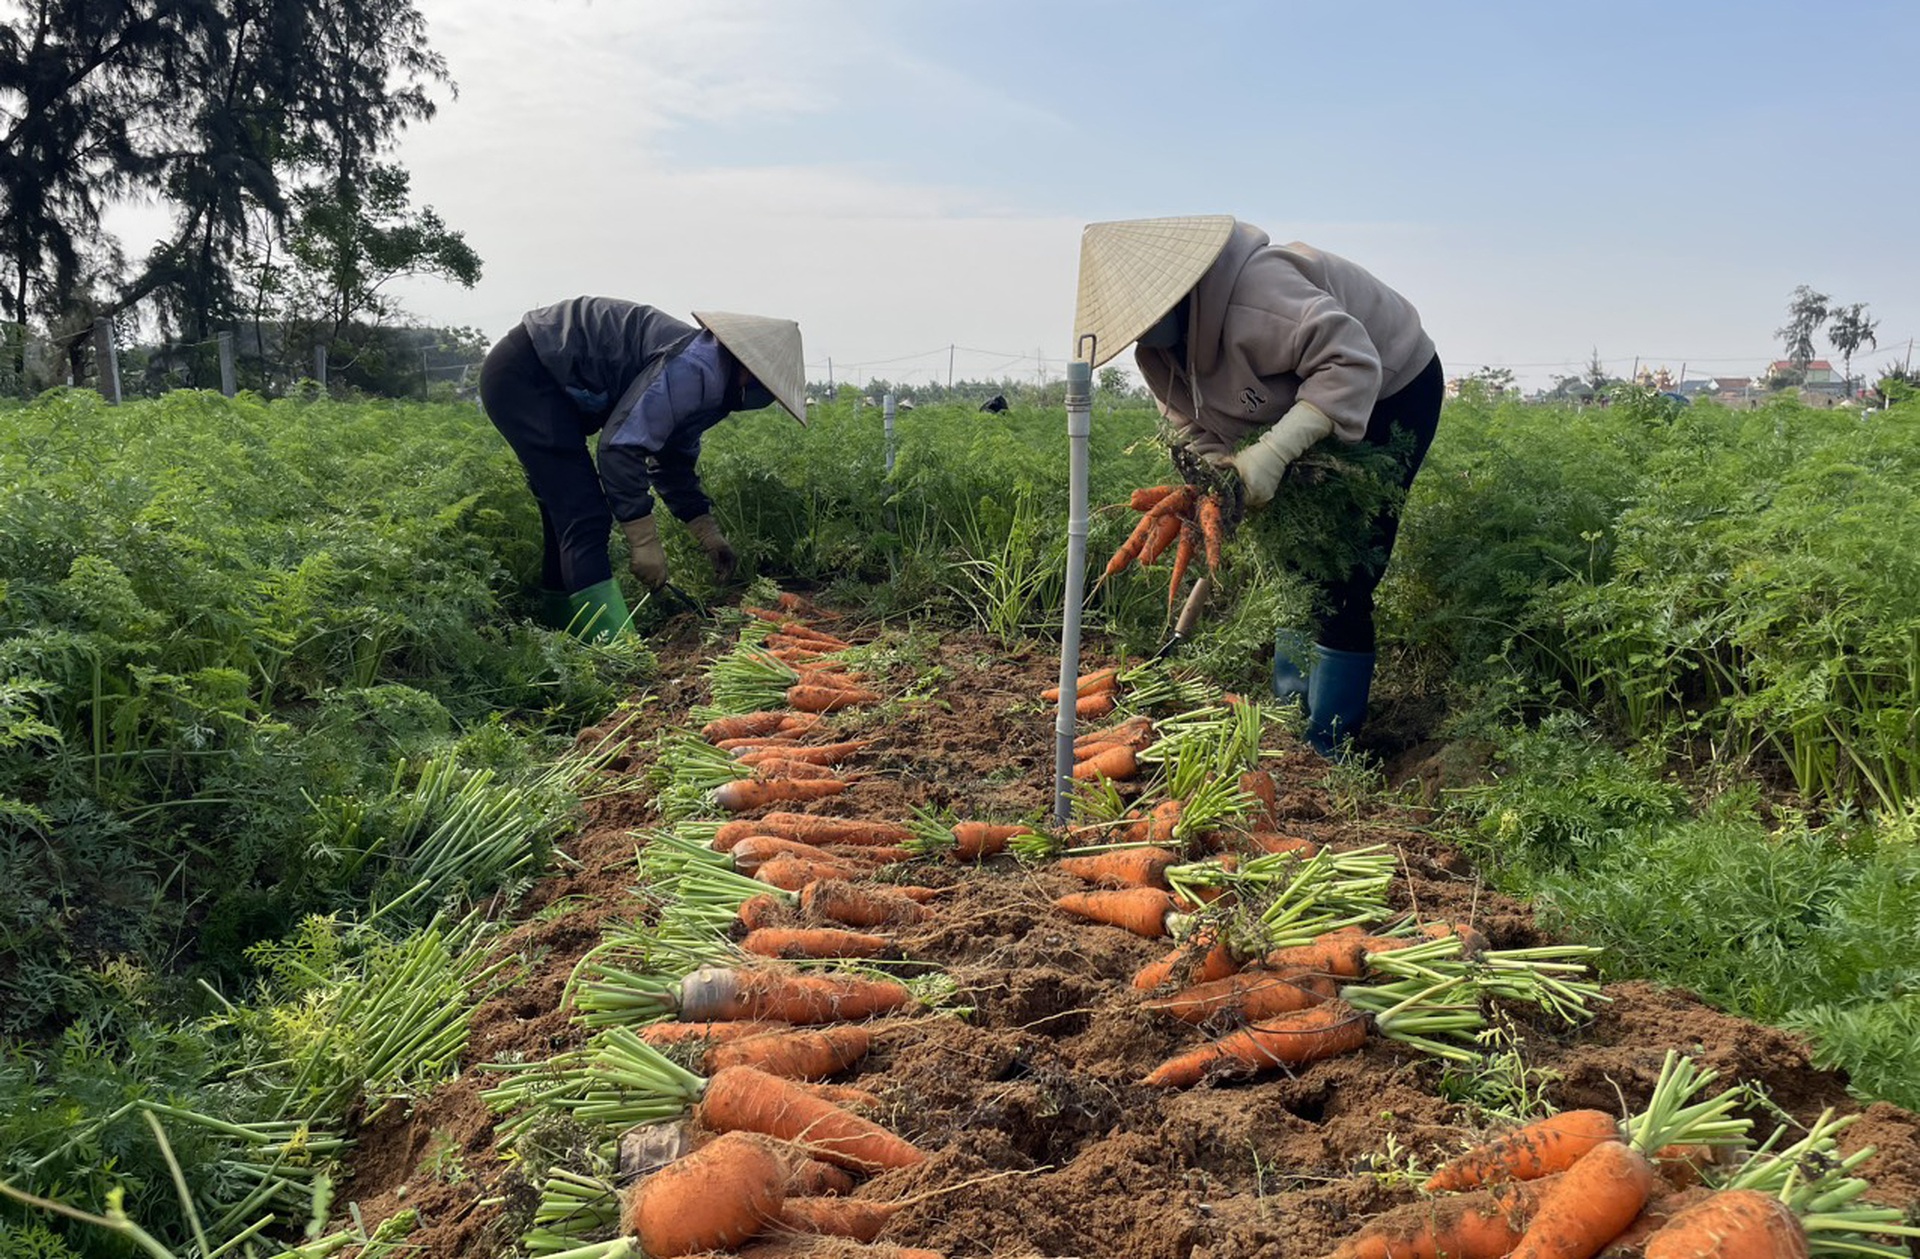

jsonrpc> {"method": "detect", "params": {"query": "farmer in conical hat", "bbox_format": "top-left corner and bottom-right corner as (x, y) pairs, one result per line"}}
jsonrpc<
(479, 299), (806, 639)
(1073, 216), (1443, 756)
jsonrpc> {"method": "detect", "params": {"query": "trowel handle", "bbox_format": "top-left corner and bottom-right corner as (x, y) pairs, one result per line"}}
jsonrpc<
(1173, 576), (1212, 639)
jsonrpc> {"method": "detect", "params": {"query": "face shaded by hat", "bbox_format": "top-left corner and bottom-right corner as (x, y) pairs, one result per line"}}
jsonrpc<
(1071, 215), (1235, 368)
(693, 310), (808, 425)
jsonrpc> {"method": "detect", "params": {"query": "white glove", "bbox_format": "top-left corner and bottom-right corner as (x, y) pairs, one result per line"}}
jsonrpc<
(1211, 401), (1334, 508)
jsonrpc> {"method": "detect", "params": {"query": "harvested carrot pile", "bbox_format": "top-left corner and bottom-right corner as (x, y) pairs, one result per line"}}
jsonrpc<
(326, 597), (1920, 1259)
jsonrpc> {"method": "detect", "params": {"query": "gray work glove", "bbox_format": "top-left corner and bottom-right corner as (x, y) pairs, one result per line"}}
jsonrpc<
(1206, 401), (1335, 508)
(620, 514), (668, 588)
(686, 513), (737, 583)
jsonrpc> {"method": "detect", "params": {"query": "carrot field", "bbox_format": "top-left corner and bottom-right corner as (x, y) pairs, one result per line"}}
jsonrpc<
(3, 386), (1919, 1258)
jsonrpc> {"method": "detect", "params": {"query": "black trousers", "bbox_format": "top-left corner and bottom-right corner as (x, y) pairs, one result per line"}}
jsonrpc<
(479, 324), (613, 593)
(1315, 353), (1444, 653)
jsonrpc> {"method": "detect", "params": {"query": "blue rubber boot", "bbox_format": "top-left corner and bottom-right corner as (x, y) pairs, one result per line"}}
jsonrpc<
(1270, 628), (1311, 706)
(563, 578), (634, 643)
(1305, 644), (1375, 759)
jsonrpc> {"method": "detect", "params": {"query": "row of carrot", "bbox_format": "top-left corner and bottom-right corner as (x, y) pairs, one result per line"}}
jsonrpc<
(491, 598), (1008, 1259)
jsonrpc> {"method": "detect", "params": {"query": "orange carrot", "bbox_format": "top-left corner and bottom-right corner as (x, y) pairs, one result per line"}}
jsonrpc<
(1239, 770), (1277, 825)
(737, 893), (788, 931)
(753, 854), (865, 891)
(1141, 999), (1370, 1087)
(1042, 667), (1119, 702)
(746, 756), (866, 782)
(825, 844), (913, 866)
(787, 1158), (857, 1197)
(676, 966), (915, 1024)
(719, 735), (804, 752)
(1508, 1140), (1657, 1259)
(713, 776), (852, 812)
(1139, 510), (1185, 566)
(1105, 510), (1161, 577)
(1642, 1189), (1806, 1259)
(1075, 691), (1117, 719)
(621, 1129), (788, 1257)
(740, 927), (893, 960)
(788, 684), (882, 713)
(708, 1025), (872, 1080)
(800, 879), (932, 928)
(1167, 524), (1196, 612)
(779, 1195), (897, 1243)
(730, 834), (858, 875)
(1076, 716), (1152, 750)
(739, 739), (870, 767)
(1132, 932), (1242, 991)
(1052, 886), (1175, 936)
(1141, 967), (1337, 1024)
(753, 813), (914, 846)
(1424, 1110), (1622, 1192)
(767, 632), (850, 655)
(697, 1065), (926, 1173)
(1057, 846), (1178, 889)
(792, 669), (868, 693)
(792, 1080), (882, 1110)
(1247, 832), (1318, 858)
(1198, 493), (1226, 573)
(1124, 798), (1184, 845)
(1129, 484), (1181, 511)
(703, 710), (802, 743)
(1598, 1188), (1716, 1259)
(766, 623), (853, 650)
(950, 821), (1032, 861)
(1326, 1177), (1559, 1259)
(638, 1020), (791, 1046)
(1072, 744), (1138, 780)
(1261, 928), (1408, 980)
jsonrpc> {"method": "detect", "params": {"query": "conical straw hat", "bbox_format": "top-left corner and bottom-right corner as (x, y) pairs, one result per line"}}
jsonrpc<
(694, 310), (808, 425)
(1071, 215), (1235, 367)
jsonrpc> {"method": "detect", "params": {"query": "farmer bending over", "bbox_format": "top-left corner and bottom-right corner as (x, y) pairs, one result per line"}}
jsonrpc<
(1074, 216), (1442, 756)
(480, 298), (806, 638)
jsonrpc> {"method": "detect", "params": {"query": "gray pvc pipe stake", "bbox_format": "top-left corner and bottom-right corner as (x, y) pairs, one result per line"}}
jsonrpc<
(1054, 359), (1092, 824)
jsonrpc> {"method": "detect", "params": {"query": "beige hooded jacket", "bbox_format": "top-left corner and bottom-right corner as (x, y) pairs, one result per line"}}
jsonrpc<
(1134, 221), (1436, 455)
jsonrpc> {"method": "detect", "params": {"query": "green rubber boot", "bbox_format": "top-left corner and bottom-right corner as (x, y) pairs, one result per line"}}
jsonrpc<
(562, 578), (633, 643)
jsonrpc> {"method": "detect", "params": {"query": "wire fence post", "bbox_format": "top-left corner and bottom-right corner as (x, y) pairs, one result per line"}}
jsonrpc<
(1053, 358), (1092, 824)
(93, 317), (121, 404)
(217, 332), (236, 397)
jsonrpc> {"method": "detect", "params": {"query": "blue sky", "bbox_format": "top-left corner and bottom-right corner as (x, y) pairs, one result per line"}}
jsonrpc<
(380, 0), (1920, 391)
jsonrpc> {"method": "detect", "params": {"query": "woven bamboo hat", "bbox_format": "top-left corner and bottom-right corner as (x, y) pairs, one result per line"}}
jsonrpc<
(1072, 215), (1235, 367)
(694, 311), (808, 425)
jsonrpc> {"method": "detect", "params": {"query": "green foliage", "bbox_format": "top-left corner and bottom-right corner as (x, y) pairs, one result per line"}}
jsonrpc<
(0, 389), (646, 1033)
(1447, 710), (1920, 1110)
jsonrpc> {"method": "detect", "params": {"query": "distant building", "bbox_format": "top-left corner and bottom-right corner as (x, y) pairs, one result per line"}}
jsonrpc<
(1767, 359), (1834, 384)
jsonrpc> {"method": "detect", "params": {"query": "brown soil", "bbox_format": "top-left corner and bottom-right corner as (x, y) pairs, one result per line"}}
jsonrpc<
(328, 611), (1920, 1259)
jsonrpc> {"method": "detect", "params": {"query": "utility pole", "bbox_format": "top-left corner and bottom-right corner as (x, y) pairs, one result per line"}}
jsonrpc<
(948, 344), (954, 390)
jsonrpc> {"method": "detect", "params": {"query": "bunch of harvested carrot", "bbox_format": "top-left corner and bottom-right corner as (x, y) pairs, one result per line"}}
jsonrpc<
(1104, 483), (1236, 613)
(1316, 1053), (1763, 1259)
(1042, 665), (1121, 718)
(571, 960), (915, 1029)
